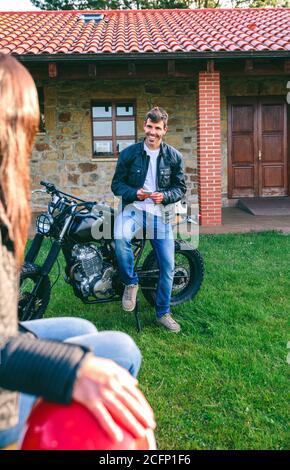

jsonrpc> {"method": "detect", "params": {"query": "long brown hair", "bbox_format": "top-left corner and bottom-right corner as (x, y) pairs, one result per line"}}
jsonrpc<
(0, 54), (39, 268)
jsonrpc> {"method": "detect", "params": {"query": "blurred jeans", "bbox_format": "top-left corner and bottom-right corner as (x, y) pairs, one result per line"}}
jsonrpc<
(0, 317), (141, 448)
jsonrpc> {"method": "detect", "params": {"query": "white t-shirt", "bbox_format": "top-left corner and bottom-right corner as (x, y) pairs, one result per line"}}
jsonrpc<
(133, 143), (162, 217)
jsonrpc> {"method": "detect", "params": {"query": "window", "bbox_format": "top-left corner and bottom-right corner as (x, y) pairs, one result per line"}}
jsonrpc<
(37, 87), (45, 133)
(91, 101), (136, 159)
(78, 13), (104, 24)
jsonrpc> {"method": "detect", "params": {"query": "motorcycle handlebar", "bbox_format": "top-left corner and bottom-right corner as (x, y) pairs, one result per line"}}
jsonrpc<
(40, 181), (56, 193)
(39, 180), (96, 209)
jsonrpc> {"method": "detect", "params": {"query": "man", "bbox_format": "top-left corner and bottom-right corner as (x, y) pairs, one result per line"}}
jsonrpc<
(111, 107), (186, 333)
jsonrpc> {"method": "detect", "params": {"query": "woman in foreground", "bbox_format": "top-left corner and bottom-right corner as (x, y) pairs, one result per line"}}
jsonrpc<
(0, 53), (155, 449)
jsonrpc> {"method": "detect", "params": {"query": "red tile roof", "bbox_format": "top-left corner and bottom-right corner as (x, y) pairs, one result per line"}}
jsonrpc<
(0, 8), (289, 56)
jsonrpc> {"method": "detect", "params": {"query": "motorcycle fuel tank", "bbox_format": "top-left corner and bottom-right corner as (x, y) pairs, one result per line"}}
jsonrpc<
(69, 204), (116, 242)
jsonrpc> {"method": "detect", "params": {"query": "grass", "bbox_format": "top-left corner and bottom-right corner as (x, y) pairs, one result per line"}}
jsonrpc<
(30, 231), (289, 450)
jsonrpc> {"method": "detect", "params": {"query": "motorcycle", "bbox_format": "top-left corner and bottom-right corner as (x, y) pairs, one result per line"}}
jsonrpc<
(18, 181), (204, 322)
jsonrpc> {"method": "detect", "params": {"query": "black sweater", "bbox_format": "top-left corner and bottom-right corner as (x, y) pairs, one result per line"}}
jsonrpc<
(0, 333), (89, 404)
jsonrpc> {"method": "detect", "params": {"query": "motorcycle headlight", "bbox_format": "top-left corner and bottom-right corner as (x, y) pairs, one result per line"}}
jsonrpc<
(36, 213), (54, 235)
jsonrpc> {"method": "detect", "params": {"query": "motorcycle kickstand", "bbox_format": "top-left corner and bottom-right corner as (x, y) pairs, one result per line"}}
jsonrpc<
(134, 298), (142, 333)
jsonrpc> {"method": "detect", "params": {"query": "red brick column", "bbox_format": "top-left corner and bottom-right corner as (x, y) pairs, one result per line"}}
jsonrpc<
(197, 71), (222, 226)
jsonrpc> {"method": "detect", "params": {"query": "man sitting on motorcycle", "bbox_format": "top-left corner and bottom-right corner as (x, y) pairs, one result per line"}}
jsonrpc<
(111, 107), (187, 333)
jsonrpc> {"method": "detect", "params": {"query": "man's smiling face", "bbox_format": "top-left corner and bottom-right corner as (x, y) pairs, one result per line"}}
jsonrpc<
(143, 118), (167, 150)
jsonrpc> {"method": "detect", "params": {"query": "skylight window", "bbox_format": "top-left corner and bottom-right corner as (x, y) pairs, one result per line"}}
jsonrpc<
(78, 13), (104, 24)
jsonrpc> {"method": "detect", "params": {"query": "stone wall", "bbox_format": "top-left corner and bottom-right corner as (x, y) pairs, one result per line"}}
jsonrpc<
(31, 78), (198, 209)
(31, 75), (288, 210)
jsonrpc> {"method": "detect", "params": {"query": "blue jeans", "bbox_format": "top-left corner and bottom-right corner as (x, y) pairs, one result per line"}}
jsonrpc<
(114, 206), (175, 318)
(0, 317), (141, 448)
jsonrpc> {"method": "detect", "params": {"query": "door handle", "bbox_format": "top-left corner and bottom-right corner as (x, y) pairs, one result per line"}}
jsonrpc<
(258, 150), (262, 161)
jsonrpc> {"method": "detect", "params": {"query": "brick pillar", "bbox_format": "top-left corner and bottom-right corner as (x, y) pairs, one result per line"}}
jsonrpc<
(197, 71), (222, 226)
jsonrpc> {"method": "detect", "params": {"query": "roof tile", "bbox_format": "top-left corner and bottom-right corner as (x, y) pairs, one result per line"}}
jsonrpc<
(0, 9), (288, 56)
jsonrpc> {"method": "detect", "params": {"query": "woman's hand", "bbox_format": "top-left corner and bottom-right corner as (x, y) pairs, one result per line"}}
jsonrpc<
(72, 355), (156, 443)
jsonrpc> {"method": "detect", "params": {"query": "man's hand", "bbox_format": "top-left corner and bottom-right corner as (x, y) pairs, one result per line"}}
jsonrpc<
(137, 189), (152, 200)
(72, 355), (156, 443)
(150, 192), (164, 204)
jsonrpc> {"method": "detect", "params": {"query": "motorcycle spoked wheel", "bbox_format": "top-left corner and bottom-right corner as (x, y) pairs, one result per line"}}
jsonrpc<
(140, 243), (204, 307)
(18, 262), (51, 321)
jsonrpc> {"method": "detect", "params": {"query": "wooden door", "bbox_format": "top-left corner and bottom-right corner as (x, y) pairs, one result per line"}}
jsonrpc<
(228, 97), (287, 198)
(228, 98), (257, 198)
(258, 99), (287, 196)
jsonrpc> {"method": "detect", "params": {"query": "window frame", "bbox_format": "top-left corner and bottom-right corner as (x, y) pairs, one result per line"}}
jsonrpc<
(91, 100), (137, 160)
(37, 87), (45, 134)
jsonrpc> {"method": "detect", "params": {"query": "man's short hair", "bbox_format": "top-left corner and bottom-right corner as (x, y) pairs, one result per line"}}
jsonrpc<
(145, 107), (168, 128)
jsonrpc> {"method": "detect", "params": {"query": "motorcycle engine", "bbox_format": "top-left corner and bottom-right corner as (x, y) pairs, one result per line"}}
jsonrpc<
(70, 244), (115, 299)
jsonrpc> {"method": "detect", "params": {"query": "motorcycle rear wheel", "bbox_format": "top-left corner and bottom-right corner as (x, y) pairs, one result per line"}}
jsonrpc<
(18, 262), (51, 321)
(140, 241), (204, 307)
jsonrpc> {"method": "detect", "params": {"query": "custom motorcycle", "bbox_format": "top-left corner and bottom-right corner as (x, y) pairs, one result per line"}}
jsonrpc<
(18, 181), (204, 322)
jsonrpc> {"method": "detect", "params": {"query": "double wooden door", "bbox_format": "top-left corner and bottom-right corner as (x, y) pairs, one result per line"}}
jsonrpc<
(228, 97), (288, 198)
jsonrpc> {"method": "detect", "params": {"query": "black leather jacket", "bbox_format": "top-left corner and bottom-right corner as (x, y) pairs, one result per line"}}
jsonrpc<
(111, 140), (186, 208)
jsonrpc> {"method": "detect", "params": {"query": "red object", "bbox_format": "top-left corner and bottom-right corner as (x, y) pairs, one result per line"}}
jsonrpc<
(20, 400), (156, 450)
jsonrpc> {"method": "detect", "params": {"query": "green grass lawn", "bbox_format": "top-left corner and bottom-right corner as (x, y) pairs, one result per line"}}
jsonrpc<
(32, 231), (289, 450)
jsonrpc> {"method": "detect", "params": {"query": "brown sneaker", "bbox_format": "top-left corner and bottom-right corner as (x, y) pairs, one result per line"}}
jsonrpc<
(122, 284), (139, 312)
(157, 313), (181, 333)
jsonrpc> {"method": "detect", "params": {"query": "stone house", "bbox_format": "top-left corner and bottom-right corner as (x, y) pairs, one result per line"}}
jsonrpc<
(0, 8), (289, 226)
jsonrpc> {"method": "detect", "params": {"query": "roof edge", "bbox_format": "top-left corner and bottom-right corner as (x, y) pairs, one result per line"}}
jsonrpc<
(1, 7), (289, 14)
(15, 51), (290, 62)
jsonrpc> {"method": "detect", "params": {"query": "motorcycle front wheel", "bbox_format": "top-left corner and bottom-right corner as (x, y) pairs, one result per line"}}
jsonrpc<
(18, 262), (51, 321)
(140, 241), (204, 307)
